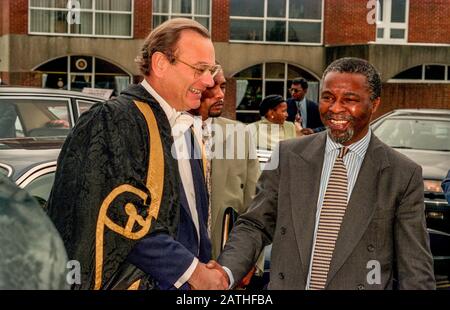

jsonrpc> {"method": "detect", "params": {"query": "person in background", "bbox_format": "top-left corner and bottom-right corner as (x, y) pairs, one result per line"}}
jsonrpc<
(286, 77), (325, 135)
(249, 94), (297, 151)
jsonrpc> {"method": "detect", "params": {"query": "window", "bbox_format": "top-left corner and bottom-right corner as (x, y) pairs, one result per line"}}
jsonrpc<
(23, 172), (56, 203)
(234, 62), (319, 123)
(152, 0), (211, 30)
(29, 0), (133, 37)
(76, 100), (96, 116)
(0, 98), (72, 138)
(376, 0), (408, 43)
(373, 119), (450, 151)
(35, 55), (132, 96)
(230, 0), (323, 44)
(390, 64), (450, 83)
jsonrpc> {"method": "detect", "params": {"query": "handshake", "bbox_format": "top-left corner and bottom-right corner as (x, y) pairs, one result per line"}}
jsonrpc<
(188, 260), (257, 290)
(188, 260), (230, 290)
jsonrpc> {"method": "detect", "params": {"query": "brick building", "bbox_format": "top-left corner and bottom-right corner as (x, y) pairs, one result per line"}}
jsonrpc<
(1, 0), (449, 121)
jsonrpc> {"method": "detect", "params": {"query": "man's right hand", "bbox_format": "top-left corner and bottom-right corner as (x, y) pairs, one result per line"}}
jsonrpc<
(188, 262), (229, 290)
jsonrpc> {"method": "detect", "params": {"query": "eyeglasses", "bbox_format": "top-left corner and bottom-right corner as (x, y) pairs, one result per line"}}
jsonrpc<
(290, 88), (302, 93)
(175, 57), (222, 78)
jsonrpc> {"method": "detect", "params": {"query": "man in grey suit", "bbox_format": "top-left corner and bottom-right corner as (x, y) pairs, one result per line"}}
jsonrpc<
(190, 69), (260, 261)
(217, 57), (435, 290)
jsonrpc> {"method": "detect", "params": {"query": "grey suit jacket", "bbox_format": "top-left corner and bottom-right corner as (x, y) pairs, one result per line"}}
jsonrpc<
(210, 117), (260, 259)
(218, 131), (435, 290)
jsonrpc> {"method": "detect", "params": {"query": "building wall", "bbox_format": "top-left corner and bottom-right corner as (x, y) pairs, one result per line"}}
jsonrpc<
(7, 35), (141, 75)
(409, 0), (450, 44)
(8, 71), (41, 87)
(376, 83), (450, 119)
(222, 77), (236, 119)
(211, 0), (229, 42)
(327, 45), (450, 81)
(1, 0), (28, 35)
(324, 0), (376, 45)
(215, 42), (324, 78)
(134, 0), (152, 39)
(0, 36), (9, 72)
(0, 0), (7, 35)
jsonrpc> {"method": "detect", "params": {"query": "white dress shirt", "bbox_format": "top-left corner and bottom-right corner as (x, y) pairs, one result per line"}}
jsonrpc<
(140, 79), (201, 288)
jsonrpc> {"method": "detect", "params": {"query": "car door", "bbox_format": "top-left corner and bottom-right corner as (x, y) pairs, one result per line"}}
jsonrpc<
(0, 96), (73, 138)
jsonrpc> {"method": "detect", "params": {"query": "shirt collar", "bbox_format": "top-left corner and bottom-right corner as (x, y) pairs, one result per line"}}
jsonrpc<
(204, 117), (213, 127)
(140, 79), (194, 130)
(325, 129), (372, 159)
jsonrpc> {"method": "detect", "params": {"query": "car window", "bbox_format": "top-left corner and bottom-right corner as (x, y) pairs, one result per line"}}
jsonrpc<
(23, 172), (55, 204)
(374, 119), (450, 151)
(15, 118), (24, 137)
(0, 98), (71, 138)
(77, 100), (96, 116)
(0, 166), (9, 176)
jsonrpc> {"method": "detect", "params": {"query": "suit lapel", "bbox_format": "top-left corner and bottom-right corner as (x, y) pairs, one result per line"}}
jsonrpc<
(326, 134), (390, 286)
(210, 118), (226, 227)
(290, 132), (327, 273)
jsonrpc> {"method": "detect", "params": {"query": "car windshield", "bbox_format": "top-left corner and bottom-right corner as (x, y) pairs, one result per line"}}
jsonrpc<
(373, 118), (450, 151)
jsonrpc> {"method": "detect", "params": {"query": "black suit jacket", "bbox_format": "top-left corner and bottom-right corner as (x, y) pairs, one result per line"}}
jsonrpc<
(286, 98), (325, 132)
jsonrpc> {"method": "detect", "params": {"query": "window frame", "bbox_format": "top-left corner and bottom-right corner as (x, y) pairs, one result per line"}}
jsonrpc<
(375, 0), (409, 43)
(152, 0), (212, 30)
(234, 62), (320, 121)
(28, 0), (134, 38)
(36, 55), (132, 93)
(388, 64), (450, 84)
(0, 96), (75, 134)
(229, 0), (324, 45)
(76, 99), (97, 116)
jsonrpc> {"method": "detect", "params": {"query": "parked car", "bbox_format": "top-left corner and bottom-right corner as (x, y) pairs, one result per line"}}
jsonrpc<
(0, 137), (62, 206)
(0, 86), (104, 139)
(371, 109), (450, 234)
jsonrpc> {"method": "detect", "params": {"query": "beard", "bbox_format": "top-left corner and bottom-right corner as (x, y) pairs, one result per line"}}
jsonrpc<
(208, 109), (222, 118)
(328, 126), (354, 144)
(208, 102), (223, 118)
(324, 113), (355, 144)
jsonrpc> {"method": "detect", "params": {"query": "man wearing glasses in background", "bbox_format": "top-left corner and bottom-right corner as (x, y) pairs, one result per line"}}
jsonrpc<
(287, 77), (325, 135)
(47, 18), (228, 290)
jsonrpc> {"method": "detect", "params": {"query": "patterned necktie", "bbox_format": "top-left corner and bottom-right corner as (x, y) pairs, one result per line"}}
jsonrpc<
(309, 147), (349, 290)
(202, 121), (213, 238)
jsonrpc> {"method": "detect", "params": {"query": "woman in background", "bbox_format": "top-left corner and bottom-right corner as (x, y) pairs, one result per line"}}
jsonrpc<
(248, 94), (297, 150)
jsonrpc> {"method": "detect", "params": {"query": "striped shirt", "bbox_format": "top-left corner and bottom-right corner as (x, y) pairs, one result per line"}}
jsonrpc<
(305, 129), (372, 289)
